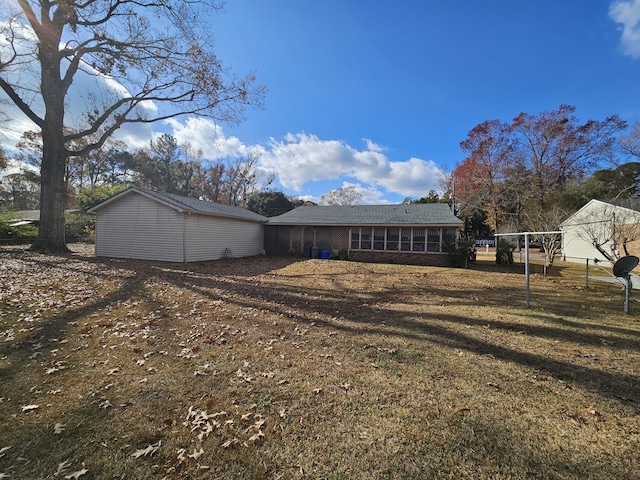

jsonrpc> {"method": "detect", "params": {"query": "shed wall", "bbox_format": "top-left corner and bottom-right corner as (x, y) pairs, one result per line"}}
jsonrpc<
(185, 214), (264, 261)
(94, 193), (184, 262)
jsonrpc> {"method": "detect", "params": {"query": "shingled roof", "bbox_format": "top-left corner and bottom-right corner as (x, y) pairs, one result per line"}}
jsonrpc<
(89, 187), (268, 222)
(267, 204), (462, 226)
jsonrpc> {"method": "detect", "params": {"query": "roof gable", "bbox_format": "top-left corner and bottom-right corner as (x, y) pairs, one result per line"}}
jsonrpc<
(267, 204), (463, 226)
(88, 187), (268, 222)
(560, 199), (640, 227)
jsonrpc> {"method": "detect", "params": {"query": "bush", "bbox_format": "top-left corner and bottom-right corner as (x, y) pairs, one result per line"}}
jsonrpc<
(65, 212), (95, 243)
(495, 245), (514, 266)
(446, 238), (476, 268)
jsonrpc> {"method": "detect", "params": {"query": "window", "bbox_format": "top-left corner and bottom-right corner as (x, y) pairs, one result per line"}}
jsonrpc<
(349, 226), (458, 253)
(443, 228), (457, 248)
(427, 228), (441, 252)
(360, 228), (372, 250)
(373, 228), (385, 250)
(412, 228), (425, 252)
(351, 229), (360, 249)
(387, 228), (399, 251)
(400, 228), (411, 251)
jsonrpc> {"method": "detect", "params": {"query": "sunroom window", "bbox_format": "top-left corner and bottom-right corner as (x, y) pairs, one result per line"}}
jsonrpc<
(360, 228), (372, 250)
(349, 227), (457, 253)
(387, 228), (399, 251)
(412, 228), (425, 252)
(373, 228), (385, 250)
(427, 228), (441, 252)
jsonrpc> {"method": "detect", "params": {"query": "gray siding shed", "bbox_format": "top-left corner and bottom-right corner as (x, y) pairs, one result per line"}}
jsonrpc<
(89, 187), (267, 262)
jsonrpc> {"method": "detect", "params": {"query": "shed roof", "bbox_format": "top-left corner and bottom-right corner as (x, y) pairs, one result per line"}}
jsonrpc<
(89, 187), (268, 222)
(266, 204), (463, 226)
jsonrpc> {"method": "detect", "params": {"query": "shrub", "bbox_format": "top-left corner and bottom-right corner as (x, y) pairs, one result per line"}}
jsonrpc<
(495, 245), (514, 266)
(65, 212), (95, 243)
(446, 238), (476, 268)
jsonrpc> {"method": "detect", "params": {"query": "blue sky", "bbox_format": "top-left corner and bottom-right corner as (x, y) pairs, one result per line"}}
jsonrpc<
(3, 1), (640, 204)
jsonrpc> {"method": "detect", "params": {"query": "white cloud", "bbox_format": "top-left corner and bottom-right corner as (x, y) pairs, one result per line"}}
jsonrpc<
(260, 133), (443, 198)
(610, 0), (640, 58)
(363, 138), (385, 153)
(164, 117), (262, 159)
(261, 133), (356, 190)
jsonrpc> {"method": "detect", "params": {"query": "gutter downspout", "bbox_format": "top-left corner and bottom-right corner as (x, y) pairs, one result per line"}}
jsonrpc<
(182, 212), (188, 263)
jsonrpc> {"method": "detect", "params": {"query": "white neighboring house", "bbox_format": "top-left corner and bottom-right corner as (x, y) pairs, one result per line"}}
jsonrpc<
(560, 199), (640, 264)
(88, 187), (267, 262)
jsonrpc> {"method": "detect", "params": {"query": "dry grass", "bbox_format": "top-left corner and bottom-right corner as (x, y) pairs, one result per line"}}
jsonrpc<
(0, 245), (639, 479)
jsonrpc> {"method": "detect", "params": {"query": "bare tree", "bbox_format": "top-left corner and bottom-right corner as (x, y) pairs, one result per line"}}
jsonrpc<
(618, 121), (640, 159)
(0, 1), (265, 252)
(319, 186), (363, 206)
(525, 207), (567, 274)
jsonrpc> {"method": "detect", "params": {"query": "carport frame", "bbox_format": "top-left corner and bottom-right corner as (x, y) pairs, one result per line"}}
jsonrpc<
(494, 230), (563, 308)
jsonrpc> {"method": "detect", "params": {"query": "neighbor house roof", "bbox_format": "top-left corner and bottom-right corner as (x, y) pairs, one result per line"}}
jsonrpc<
(559, 199), (640, 228)
(88, 187), (268, 222)
(266, 204), (463, 226)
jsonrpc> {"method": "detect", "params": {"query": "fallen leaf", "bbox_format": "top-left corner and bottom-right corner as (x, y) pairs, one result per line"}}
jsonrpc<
(248, 430), (264, 442)
(54, 459), (72, 476)
(222, 438), (239, 448)
(54, 423), (65, 434)
(187, 448), (204, 460)
(21, 404), (39, 412)
(64, 467), (88, 479)
(132, 441), (161, 458)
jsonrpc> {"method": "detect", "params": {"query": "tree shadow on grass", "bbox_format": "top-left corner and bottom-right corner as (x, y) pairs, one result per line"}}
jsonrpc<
(2, 250), (640, 478)
(3, 251), (639, 411)
(136, 258), (640, 410)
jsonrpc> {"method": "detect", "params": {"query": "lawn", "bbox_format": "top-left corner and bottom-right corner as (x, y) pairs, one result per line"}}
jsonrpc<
(0, 245), (639, 479)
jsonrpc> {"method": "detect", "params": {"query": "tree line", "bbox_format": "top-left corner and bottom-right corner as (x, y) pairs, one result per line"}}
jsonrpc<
(0, 130), (281, 212)
(450, 105), (640, 237)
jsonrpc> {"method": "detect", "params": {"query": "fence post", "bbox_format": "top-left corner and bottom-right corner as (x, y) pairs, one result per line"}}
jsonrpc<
(585, 258), (589, 289)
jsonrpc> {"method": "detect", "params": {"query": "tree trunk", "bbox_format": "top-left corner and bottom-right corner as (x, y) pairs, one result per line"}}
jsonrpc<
(31, 137), (69, 253)
(29, 30), (69, 254)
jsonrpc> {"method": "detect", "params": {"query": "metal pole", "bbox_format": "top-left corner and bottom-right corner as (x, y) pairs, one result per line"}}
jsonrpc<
(585, 258), (589, 289)
(625, 275), (631, 314)
(525, 232), (530, 308)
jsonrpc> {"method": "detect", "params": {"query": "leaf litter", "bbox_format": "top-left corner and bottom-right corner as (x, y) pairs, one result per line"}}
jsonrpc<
(1, 244), (640, 479)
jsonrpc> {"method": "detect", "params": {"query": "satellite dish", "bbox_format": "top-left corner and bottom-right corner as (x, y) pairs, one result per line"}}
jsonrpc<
(613, 256), (639, 278)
